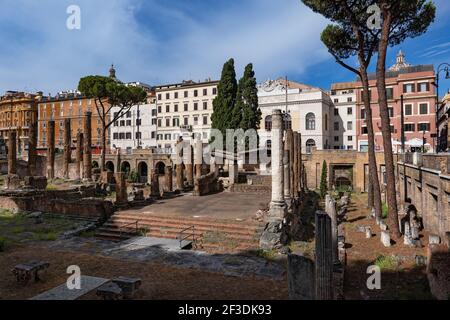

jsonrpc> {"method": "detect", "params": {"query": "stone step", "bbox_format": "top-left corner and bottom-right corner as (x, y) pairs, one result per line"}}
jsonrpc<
(103, 219), (263, 236)
(110, 214), (264, 232)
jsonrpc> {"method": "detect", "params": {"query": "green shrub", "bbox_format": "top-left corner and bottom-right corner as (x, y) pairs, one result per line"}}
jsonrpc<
(382, 202), (388, 219)
(0, 237), (6, 251)
(33, 232), (57, 241)
(319, 160), (328, 198)
(375, 255), (399, 271)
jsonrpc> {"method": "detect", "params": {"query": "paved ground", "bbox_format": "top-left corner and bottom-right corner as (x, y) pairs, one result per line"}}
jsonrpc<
(123, 191), (270, 220)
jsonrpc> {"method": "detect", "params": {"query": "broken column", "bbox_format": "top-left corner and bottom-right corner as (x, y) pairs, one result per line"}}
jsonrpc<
(83, 112), (92, 182)
(284, 129), (292, 207)
(115, 172), (128, 205)
(268, 109), (286, 219)
(47, 120), (55, 180)
(165, 165), (173, 192)
(7, 130), (17, 175)
(193, 139), (203, 196)
(325, 194), (339, 265)
(229, 160), (238, 185)
(185, 144), (194, 187)
(298, 133), (303, 192)
(75, 132), (83, 180)
(151, 169), (160, 198)
(288, 253), (315, 300)
(27, 115), (38, 176)
(315, 211), (333, 300)
(63, 119), (72, 179)
(175, 138), (184, 191)
(293, 132), (299, 198)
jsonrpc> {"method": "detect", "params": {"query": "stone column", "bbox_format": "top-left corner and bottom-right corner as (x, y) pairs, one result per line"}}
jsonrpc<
(151, 170), (160, 197)
(165, 165), (173, 192)
(315, 211), (334, 300)
(269, 109), (286, 219)
(76, 132), (83, 180)
(63, 119), (72, 179)
(115, 172), (127, 204)
(115, 148), (121, 173)
(194, 139), (203, 180)
(47, 120), (55, 180)
(185, 145), (194, 187)
(298, 133), (303, 192)
(229, 160), (238, 185)
(288, 254), (315, 300)
(27, 115), (38, 176)
(7, 130), (17, 175)
(284, 130), (292, 204)
(83, 112), (92, 181)
(325, 194), (339, 265)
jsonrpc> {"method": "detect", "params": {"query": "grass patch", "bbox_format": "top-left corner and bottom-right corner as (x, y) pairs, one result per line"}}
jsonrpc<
(46, 184), (58, 191)
(79, 230), (96, 238)
(0, 236), (7, 251)
(382, 203), (388, 219)
(375, 255), (399, 271)
(255, 249), (278, 261)
(11, 226), (25, 234)
(33, 231), (57, 241)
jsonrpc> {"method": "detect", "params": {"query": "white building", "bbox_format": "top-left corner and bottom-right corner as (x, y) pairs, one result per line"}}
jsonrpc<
(154, 80), (218, 153)
(329, 82), (357, 150)
(257, 78), (333, 153)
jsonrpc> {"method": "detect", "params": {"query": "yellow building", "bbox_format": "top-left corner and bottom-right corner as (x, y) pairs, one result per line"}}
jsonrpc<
(0, 91), (39, 155)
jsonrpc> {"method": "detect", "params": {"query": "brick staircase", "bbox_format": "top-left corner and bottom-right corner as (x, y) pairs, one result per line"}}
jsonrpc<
(95, 212), (265, 253)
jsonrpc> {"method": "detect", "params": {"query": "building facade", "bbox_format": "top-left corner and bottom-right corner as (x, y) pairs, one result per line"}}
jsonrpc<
(437, 92), (450, 152)
(257, 78), (333, 153)
(154, 80), (218, 153)
(354, 51), (436, 152)
(0, 91), (39, 156)
(330, 82), (357, 150)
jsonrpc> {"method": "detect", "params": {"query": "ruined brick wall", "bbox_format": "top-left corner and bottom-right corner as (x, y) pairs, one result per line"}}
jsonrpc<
(193, 172), (221, 196)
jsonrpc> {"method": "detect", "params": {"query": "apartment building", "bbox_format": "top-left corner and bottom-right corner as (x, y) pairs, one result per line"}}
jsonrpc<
(154, 80), (219, 153)
(330, 82), (357, 150)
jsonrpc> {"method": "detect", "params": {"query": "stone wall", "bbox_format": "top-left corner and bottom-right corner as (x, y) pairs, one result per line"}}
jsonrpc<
(0, 156), (46, 178)
(398, 154), (450, 239)
(193, 172), (221, 196)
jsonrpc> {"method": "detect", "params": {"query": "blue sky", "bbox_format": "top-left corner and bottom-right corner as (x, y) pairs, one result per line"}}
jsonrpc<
(0, 0), (449, 97)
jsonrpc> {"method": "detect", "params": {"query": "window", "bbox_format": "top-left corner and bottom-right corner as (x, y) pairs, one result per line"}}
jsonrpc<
(184, 104), (188, 111)
(362, 126), (368, 134)
(151, 132), (156, 139)
(152, 109), (157, 116)
(347, 121), (353, 130)
(113, 121), (118, 127)
(386, 88), (394, 100)
(404, 123), (415, 132)
(419, 103), (428, 115)
(418, 123), (430, 132)
(136, 132), (142, 139)
(348, 136), (353, 141)
(113, 133), (118, 139)
(184, 117), (189, 126)
(347, 97), (353, 102)
(404, 104), (413, 116)
(120, 120), (125, 126)
(173, 118), (179, 127)
(203, 116), (208, 125)
(361, 109), (366, 119)
(126, 132), (132, 139)
(184, 91), (188, 98)
(166, 93), (170, 100)
(157, 134), (163, 141)
(418, 82), (429, 92)
(157, 119), (162, 127)
(136, 119), (142, 126)
(347, 145), (354, 150)
(334, 136), (339, 142)
(388, 107), (394, 117)
(203, 102), (208, 110)
(166, 118), (170, 127)
(157, 106), (162, 113)
(334, 122), (339, 131)
(347, 107), (353, 115)
(164, 134), (171, 140)
(194, 90), (198, 97)
(193, 116), (198, 125)
(152, 118), (157, 125)
(194, 103), (198, 111)
(175, 92), (179, 99)
(174, 104), (178, 112)
(334, 108), (339, 116)
(203, 89), (207, 96)
(265, 115), (272, 131)
(403, 83), (415, 93)
(306, 113), (315, 130)
(213, 88), (217, 95)
(334, 99), (339, 103)
(126, 111), (131, 118)
(166, 105), (170, 113)
(306, 139), (316, 153)
(126, 120), (131, 126)
(158, 94), (162, 100)
(119, 133), (125, 139)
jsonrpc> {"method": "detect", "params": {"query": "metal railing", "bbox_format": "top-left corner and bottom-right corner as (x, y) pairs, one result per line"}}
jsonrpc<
(177, 225), (195, 249)
(118, 220), (139, 238)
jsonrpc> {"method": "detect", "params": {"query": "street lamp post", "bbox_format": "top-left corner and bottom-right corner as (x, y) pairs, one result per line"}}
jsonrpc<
(433, 63), (450, 153)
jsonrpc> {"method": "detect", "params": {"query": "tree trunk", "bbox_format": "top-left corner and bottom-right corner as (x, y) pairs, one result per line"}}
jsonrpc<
(101, 123), (107, 172)
(376, 8), (401, 239)
(360, 71), (383, 219)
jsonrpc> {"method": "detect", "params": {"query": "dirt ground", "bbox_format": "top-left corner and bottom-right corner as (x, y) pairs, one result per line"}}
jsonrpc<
(0, 245), (288, 300)
(343, 193), (433, 300)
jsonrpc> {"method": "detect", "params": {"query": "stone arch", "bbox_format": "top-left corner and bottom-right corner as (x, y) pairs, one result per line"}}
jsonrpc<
(138, 161), (148, 183)
(92, 161), (99, 168)
(105, 161), (115, 173)
(121, 161), (131, 177)
(155, 161), (166, 175)
(306, 139), (316, 153)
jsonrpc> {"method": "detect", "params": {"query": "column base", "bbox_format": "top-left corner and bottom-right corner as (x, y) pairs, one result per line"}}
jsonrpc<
(269, 201), (287, 221)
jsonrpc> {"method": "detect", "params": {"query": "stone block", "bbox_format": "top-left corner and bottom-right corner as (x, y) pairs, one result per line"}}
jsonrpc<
(5, 174), (21, 190)
(24, 176), (48, 190)
(287, 254), (315, 300)
(429, 234), (441, 245)
(381, 231), (391, 247)
(365, 227), (372, 239)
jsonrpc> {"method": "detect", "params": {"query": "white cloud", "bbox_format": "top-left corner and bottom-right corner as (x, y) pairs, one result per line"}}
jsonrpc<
(0, 0), (329, 94)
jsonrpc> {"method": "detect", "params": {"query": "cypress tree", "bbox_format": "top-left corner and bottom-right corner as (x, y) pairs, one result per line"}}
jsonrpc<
(320, 160), (328, 198)
(211, 58), (238, 136)
(238, 63), (261, 131)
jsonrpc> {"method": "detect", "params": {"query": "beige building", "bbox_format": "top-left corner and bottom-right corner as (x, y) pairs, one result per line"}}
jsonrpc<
(154, 80), (218, 153)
